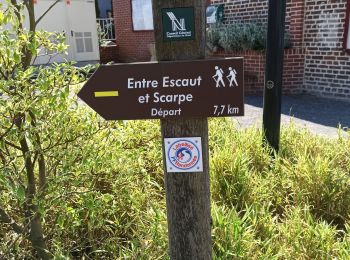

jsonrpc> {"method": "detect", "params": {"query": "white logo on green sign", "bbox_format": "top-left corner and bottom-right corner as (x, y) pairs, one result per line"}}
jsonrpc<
(162, 7), (195, 42)
(167, 12), (186, 31)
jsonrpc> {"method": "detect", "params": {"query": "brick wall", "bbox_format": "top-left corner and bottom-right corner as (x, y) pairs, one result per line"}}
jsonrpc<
(100, 45), (119, 64)
(211, 0), (268, 24)
(210, 0), (305, 94)
(286, 0), (305, 48)
(214, 49), (304, 95)
(111, 0), (350, 101)
(303, 0), (350, 100)
(211, 0), (305, 46)
(113, 0), (155, 62)
(211, 0), (350, 100)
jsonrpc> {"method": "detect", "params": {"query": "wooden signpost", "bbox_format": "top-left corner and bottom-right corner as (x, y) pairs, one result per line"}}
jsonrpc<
(78, 0), (244, 259)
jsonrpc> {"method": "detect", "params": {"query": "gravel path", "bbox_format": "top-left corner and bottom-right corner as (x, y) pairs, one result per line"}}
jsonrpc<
(233, 95), (350, 138)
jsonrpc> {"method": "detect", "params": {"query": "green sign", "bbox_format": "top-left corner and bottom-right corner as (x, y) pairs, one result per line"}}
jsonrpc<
(162, 7), (195, 42)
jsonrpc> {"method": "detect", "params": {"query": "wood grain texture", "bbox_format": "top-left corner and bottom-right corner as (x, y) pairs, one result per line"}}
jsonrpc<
(161, 118), (211, 260)
(152, 0), (206, 61)
(152, 1), (212, 259)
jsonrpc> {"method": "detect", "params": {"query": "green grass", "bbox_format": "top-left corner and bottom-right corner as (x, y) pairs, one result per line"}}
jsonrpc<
(210, 119), (350, 259)
(1, 118), (350, 259)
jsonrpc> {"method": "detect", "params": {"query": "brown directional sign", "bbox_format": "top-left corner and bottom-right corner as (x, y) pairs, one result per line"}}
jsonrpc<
(78, 57), (244, 120)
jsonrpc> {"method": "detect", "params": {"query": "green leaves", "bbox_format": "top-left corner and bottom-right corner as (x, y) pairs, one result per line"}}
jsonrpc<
(0, 11), (4, 24)
(210, 118), (350, 259)
(15, 185), (25, 203)
(207, 22), (292, 52)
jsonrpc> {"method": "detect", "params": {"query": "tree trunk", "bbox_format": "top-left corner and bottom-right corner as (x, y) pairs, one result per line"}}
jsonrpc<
(152, 1), (212, 259)
(15, 115), (51, 259)
(23, 0), (36, 69)
(25, 204), (51, 259)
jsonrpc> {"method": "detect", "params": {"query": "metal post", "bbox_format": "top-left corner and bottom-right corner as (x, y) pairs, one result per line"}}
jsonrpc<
(262, 0), (287, 152)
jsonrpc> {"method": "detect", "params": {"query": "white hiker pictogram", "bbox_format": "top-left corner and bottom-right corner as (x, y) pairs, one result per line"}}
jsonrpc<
(227, 67), (238, 87)
(167, 12), (186, 31)
(212, 66), (226, 87)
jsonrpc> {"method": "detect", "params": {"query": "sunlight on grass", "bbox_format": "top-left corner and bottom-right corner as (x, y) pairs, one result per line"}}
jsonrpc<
(1, 117), (349, 258)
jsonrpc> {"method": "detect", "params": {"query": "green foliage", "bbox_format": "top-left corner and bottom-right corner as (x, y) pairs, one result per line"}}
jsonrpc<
(219, 23), (266, 52)
(0, 2), (67, 71)
(0, 1), (100, 258)
(42, 120), (167, 258)
(206, 26), (221, 52)
(207, 23), (292, 52)
(2, 109), (350, 258)
(209, 119), (350, 259)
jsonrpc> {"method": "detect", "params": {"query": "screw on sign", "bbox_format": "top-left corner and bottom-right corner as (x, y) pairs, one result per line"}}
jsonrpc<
(266, 80), (274, 89)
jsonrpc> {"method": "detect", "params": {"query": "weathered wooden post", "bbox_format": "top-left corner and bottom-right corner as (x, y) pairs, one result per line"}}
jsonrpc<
(152, 1), (212, 259)
(263, 0), (287, 152)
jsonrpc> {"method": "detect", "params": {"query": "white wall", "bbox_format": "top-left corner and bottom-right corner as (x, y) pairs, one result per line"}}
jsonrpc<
(0, 0), (100, 64)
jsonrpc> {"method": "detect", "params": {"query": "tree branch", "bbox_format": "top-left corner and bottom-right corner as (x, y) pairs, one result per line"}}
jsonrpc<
(35, 0), (61, 27)
(43, 127), (107, 152)
(0, 148), (7, 165)
(22, 0), (35, 69)
(4, 140), (22, 151)
(0, 120), (15, 141)
(0, 207), (24, 235)
(28, 110), (47, 192)
(10, 0), (23, 31)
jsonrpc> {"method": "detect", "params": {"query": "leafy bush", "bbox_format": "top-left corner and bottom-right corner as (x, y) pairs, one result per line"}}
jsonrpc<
(219, 23), (266, 51)
(206, 25), (222, 52)
(2, 109), (350, 259)
(0, 1), (95, 258)
(207, 22), (292, 52)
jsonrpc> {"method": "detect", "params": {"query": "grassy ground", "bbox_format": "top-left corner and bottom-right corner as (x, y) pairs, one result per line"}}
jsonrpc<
(210, 119), (350, 259)
(1, 118), (350, 259)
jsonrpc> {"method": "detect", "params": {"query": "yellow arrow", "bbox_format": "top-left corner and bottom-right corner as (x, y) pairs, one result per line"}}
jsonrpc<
(94, 91), (119, 97)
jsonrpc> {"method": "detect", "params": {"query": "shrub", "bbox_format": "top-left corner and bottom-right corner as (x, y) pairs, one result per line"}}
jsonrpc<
(206, 25), (222, 52)
(0, 1), (95, 258)
(2, 109), (350, 258)
(207, 22), (292, 52)
(219, 23), (266, 51)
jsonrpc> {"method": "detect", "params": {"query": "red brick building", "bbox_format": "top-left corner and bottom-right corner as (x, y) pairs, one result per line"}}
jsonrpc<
(112, 0), (350, 100)
(113, 0), (155, 62)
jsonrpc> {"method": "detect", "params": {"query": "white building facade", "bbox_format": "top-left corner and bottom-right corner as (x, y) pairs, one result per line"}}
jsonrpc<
(1, 0), (100, 64)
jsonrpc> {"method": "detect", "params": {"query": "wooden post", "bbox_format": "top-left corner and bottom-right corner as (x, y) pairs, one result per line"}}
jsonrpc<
(152, 1), (212, 259)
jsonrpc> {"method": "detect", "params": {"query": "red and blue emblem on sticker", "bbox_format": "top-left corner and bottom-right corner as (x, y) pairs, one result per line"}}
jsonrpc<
(164, 137), (203, 172)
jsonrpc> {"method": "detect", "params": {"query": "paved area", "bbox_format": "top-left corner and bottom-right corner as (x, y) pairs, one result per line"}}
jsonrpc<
(233, 95), (350, 138)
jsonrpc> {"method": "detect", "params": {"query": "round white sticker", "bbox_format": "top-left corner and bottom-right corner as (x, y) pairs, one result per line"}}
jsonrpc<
(167, 139), (201, 171)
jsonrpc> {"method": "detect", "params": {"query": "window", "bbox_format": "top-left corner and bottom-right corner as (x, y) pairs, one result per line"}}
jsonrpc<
(344, 0), (350, 52)
(75, 32), (93, 53)
(131, 0), (154, 31)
